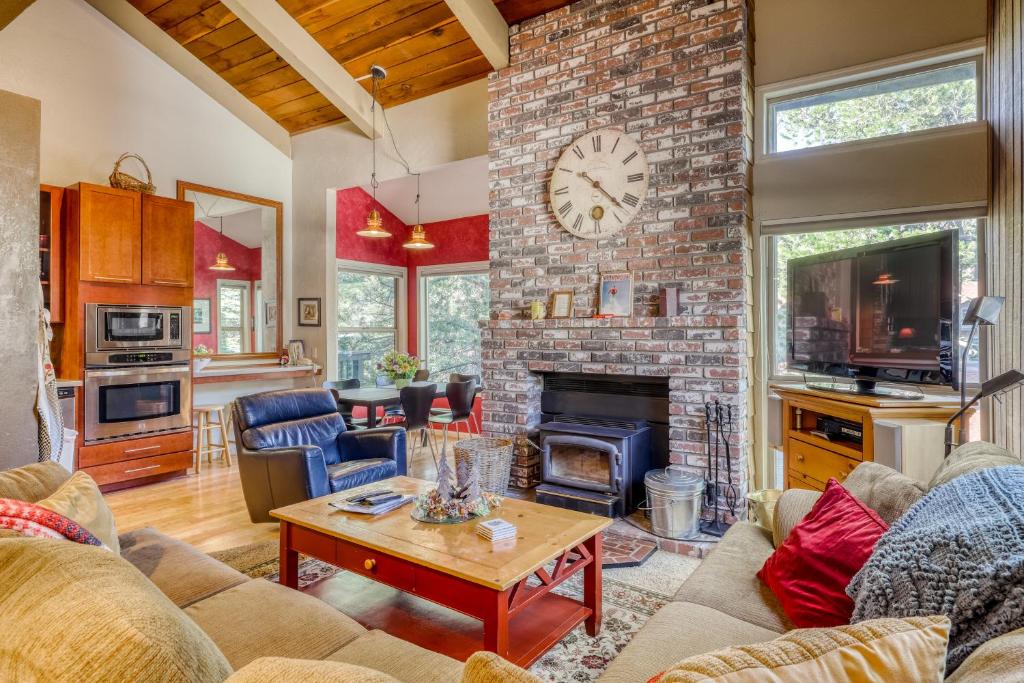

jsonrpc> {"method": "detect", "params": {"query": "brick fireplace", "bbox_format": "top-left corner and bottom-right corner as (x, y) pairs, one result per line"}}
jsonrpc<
(481, 0), (755, 524)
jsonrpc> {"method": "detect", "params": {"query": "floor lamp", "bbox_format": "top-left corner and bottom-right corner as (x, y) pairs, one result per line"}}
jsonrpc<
(946, 369), (1024, 456)
(959, 296), (1005, 444)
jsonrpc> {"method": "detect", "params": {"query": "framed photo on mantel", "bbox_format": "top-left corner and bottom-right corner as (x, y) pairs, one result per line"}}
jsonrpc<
(549, 290), (574, 318)
(598, 274), (633, 317)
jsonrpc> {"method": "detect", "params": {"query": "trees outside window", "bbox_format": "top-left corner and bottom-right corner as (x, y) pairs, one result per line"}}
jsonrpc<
(217, 280), (250, 354)
(419, 266), (489, 381)
(337, 265), (404, 385)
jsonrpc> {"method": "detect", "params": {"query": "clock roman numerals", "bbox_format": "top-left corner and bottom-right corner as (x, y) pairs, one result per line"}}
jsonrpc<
(610, 137), (620, 154)
(572, 145), (585, 160)
(621, 151), (638, 165)
(554, 186), (569, 195)
(573, 214), (584, 232)
(592, 135), (601, 153)
(593, 219), (602, 233)
(627, 173), (644, 183)
(559, 200), (573, 217)
(622, 193), (640, 208)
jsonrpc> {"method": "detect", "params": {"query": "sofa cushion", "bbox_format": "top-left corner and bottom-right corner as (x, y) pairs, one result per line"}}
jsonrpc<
(328, 458), (398, 492)
(674, 523), (791, 633)
(0, 461), (71, 502)
(36, 471), (120, 553)
(461, 652), (541, 683)
(929, 440), (1021, 489)
(597, 602), (782, 683)
(228, 657), (400, 682)
(327, 630), (464, 683)
(0, 537), (232, 682)
(947, 627), (1024, 683)
(843, 461), (925, 524)
(119, 527), (249, 608)
(758, 479), (888, 628)
(186, 578), (366, 669)
(771, 488), (819, 548)
(654, 615), (950, 682)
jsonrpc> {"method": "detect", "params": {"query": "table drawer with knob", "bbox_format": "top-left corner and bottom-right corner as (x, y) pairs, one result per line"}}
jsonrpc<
(787, 437), (859, 487)
(336, 542), (415, 589)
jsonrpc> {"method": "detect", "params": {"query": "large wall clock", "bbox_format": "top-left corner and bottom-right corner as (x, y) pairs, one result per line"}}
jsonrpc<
(549, 128), (649, 238)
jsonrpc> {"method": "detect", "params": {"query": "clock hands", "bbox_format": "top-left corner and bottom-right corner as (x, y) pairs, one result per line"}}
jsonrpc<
(579, 171), (624, 208)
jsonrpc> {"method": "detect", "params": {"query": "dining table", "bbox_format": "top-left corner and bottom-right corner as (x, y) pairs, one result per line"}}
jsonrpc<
(331, 381), (448, 428)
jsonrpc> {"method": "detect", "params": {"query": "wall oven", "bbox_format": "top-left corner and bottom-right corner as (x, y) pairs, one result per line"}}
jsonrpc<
(84, 303), (192, 443)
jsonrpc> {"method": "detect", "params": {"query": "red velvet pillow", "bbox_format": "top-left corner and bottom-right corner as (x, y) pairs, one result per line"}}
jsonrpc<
(757, 478), (888, 628)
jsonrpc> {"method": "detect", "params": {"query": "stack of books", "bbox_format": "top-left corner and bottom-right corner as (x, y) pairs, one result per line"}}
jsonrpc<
(477, 519), (517, 543)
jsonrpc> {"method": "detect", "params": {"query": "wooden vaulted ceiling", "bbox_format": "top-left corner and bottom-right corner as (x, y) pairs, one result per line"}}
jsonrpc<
(127, 0), (574, 135)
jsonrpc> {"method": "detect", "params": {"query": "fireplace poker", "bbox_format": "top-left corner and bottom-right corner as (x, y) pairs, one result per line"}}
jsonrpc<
(703, 402), (715, 509)
(720, 403), (738, 517)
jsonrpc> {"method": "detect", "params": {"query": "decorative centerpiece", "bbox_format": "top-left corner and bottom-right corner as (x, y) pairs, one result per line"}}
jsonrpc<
(412, 453), (500, 524)
(378, 350), (420, 388)
(193, 344), (212, 372)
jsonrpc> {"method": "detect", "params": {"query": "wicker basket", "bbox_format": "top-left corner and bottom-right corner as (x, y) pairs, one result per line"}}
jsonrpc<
(454, 437), (514, 495)
(109, 153), (156, 194)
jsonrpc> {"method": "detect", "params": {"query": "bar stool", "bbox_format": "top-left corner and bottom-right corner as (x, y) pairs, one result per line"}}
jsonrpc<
(193, 404), (232, 473)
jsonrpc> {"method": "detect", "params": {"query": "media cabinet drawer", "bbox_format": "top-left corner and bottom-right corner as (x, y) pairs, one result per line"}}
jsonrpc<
(788, 469), (827, 492)
(81, 450), (192, 486)
(78, 431), (193, 468)
(788, 437), (858, 486)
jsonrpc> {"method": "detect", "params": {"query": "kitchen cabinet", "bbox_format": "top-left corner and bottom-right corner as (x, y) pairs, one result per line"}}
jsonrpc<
(142, 194), (194, 288)
(40, 185), (64, 322)
(77, 183), (141, 284)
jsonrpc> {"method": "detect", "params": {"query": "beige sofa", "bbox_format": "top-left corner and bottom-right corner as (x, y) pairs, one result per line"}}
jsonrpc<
(597, 441), (1024, 682)
(0, 461), (465, 682)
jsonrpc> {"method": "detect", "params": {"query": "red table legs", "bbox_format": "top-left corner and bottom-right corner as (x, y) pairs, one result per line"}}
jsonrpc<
(279, 521), (299, 589)
(483, 588), (512, 658)
(583, 533), (602, 636)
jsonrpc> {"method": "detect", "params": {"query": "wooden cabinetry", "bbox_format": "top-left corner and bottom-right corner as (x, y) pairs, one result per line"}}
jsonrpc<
(773, 385), (969, 490)
(142, 194), (194, 287)
(39, 185), (64, 322)
(78, 183), (142, 284)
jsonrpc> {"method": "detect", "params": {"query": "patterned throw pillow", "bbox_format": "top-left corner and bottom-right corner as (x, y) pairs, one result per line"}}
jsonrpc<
(650, 616), (950, 682)
(0, 497), (105, 548)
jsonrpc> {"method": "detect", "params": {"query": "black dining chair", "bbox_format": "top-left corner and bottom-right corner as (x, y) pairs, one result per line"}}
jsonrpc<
(431, 373), (481, 433)
(323, 378), (367, 430)
(428, 380), (475, 457)
(395, 383), (439, 473)
(378, 368), (432, 425)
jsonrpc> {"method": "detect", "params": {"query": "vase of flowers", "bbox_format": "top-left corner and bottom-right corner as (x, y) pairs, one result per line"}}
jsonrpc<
(193, 344), (212, 372)
(378, 350), (420, 388)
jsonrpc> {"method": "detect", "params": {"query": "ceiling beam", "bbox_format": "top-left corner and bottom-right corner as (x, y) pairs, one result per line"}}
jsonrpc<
(0, 1), (37, 31)
(219, 0), (377, 138)
(443, 0), (509, 70)
(83, 0), (292, 157)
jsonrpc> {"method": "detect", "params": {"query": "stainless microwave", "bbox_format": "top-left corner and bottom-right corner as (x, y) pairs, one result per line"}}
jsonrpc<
(86, 304), (190, 355)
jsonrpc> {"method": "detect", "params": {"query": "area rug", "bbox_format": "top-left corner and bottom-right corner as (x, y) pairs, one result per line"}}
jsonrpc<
(210, 539), (698, 682)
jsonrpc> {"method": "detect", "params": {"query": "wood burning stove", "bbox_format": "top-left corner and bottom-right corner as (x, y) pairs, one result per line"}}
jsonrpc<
(536, 416), (652, 517)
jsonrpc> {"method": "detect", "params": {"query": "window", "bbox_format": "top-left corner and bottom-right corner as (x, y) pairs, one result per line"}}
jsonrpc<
(217, 280), (251, 354)
(337, 262), (405, 385)
(767, 59), (979, 154)
(767, 219), (981, 384)
(418, 263), (490, 382)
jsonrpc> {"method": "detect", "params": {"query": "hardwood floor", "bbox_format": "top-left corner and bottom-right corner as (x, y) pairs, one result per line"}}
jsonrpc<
(105, 431), (464, 553)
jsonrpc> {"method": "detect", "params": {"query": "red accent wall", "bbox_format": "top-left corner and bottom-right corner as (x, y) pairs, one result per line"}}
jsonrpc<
(193, 221), (262, 351)
(336, 189), (489, 428)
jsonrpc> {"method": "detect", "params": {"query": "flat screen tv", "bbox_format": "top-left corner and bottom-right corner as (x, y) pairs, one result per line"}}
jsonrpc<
(786, 230), (959, 397)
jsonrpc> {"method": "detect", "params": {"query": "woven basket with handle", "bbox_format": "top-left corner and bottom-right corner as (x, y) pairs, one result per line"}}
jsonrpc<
(108, 153), (155, 194)
(454, 437), (514, 495)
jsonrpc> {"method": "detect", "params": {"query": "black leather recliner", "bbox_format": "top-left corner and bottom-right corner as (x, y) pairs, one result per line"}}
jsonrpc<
(232, 388), (407, 523)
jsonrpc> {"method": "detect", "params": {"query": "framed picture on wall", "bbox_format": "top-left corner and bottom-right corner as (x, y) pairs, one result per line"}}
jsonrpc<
(598, 274), (633, 317)
(549, 290), (574, 318)
(193, 298), (211, 334)
(297, 297), (321, 327)
(265, 302), (277, 327)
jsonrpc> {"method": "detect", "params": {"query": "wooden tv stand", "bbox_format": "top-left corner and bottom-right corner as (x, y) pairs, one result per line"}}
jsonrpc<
(771, 384), (970, 491)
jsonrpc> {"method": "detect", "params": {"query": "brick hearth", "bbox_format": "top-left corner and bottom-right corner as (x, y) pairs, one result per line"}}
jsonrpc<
(482, 0), (754, 528)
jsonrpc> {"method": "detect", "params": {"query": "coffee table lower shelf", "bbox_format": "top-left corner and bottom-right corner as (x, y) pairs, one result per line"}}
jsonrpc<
(279, 520), (603, 667)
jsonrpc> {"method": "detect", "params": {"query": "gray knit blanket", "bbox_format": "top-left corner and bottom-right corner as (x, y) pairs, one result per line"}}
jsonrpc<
(847, 465), (1024, 672)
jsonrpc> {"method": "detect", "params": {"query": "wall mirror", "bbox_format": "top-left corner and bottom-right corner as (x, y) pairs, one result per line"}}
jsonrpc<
(177, 181), (283, 358)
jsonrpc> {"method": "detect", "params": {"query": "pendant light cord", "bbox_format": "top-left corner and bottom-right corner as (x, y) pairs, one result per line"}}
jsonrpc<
(370, 77), (379, 198)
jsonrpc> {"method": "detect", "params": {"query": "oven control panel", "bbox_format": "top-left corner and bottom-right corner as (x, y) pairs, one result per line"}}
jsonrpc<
(109, 352), (175, 364)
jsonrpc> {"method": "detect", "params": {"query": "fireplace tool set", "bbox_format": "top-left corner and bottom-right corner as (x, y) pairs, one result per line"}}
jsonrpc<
(700, 400), (737, 537)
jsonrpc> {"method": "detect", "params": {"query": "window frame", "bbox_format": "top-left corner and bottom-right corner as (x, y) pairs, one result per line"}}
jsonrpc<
(416, 261), (490, 376)
(758, 43), (985, 158)
(216, 278), (252, 354)
(335, 259), (408, 382)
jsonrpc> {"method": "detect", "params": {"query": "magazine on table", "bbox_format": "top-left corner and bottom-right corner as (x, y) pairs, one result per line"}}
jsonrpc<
(329, 492), (415, 515)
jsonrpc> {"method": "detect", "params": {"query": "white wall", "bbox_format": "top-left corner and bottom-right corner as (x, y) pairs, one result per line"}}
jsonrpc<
(290, 79), (488, 376)
(0, 0), (294, 337)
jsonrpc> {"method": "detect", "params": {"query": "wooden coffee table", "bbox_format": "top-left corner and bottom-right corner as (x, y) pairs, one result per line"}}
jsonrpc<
(271, 476), (611, 666)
